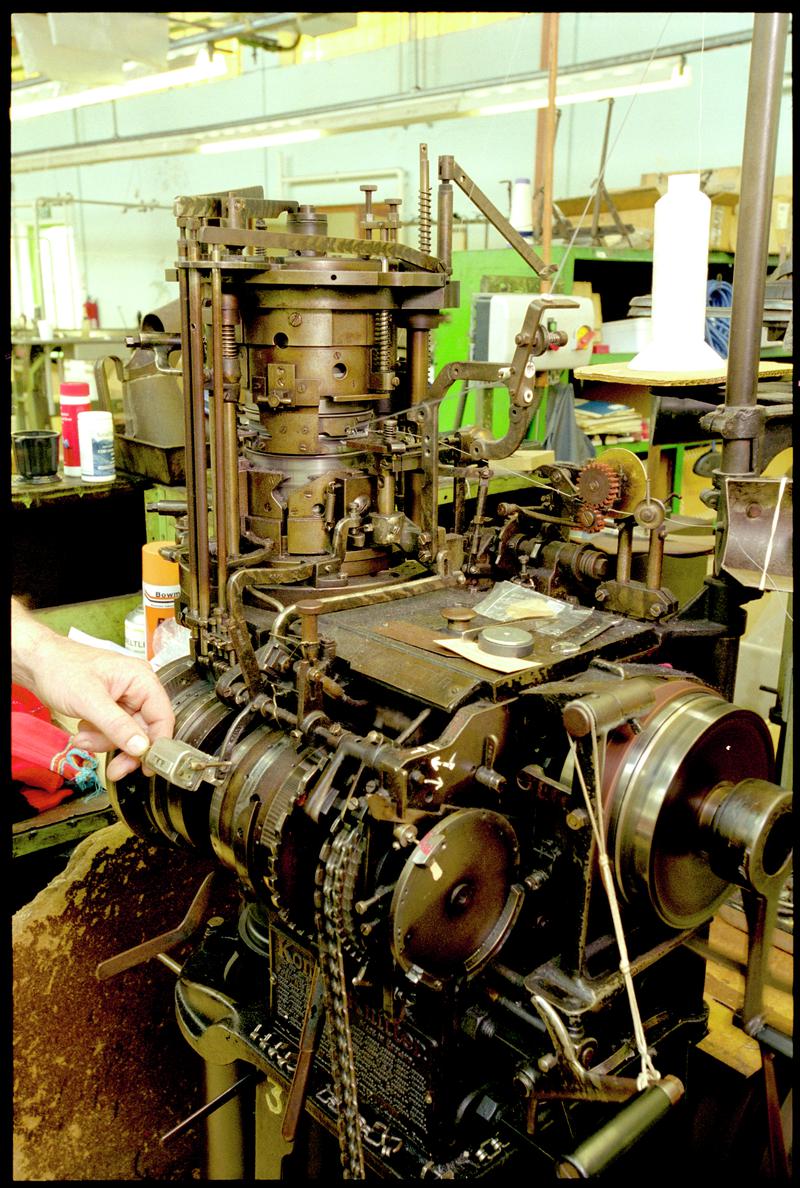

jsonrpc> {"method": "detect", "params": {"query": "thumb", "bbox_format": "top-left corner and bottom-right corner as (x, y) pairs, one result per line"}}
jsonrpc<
(82, 700), (153, 758)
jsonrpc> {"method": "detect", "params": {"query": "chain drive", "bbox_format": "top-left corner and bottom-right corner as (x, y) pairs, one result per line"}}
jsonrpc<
(315, 821), (366, 1178)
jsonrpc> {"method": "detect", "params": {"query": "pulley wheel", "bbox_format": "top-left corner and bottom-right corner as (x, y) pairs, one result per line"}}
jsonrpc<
(604, 681), (775, 928)
(390, 809), (521, 987)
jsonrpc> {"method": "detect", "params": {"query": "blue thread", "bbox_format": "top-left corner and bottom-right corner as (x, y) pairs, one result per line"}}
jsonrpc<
(63, 747), (102, 795)
(705, 279), (733, 358)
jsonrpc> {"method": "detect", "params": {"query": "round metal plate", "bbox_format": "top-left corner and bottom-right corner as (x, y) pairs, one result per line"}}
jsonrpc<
(478, 625), (534, 658)
(390, 809), (520, 986)
(605, 685), (775, 928)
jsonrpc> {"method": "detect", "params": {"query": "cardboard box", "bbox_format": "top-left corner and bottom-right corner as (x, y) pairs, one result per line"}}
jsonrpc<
(725, 179), (792, 258)
(708, 192), (739, 253)
(640, 167), (741, 197)
(769, 178), (792, 256)
(554, 186), (659, 243)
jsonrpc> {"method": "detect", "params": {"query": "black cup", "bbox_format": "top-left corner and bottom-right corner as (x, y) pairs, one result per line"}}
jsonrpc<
(13, 430), (60, 479)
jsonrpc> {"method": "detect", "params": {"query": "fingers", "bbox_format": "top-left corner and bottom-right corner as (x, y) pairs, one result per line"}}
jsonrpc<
(106, 751), (142, 783)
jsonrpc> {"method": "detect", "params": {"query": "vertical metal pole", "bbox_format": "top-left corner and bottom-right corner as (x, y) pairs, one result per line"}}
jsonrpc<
(722, 12), (788, 474)
(616, 519), (634, 583)
(205, 1062), (249, 1180)
(177, 229), (200, 621)
(591, 99), (615, 242)
(436, 178), (453, 274)
(540, 12), (559, 293)
(187, 242), (212, 624)
(210, 250), (228, 611)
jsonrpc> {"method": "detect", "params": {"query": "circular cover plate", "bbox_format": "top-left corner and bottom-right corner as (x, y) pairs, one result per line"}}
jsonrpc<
(390, 809), (519, 984)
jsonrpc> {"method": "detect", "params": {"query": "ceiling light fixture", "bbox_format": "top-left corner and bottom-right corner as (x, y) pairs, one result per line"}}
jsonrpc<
(10, 47), (228, 121)
(478, 58), (690, 117)
(199, 128), (323, 155)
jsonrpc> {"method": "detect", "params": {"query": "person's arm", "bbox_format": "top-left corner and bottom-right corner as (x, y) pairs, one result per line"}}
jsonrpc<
(11, 598), (175, 782)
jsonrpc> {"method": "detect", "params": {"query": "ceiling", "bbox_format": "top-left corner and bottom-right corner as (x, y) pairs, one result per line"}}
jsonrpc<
(10, 13), (357, 89)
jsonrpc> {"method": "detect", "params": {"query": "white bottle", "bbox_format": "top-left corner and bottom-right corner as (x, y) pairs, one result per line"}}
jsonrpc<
(78, 410), (116, 482)
(629, 173), (724, 374)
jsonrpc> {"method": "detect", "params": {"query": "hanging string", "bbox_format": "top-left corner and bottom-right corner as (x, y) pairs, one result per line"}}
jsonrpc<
(567, 723), (661, 1091)
(697, 13), (706, 173)
(550, 13), (675, 294)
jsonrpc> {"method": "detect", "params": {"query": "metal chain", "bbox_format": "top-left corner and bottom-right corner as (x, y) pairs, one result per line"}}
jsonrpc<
(315, 824), (366, 1178)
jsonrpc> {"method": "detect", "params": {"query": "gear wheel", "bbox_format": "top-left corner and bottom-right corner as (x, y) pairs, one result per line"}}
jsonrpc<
(577, 459), (622, 510)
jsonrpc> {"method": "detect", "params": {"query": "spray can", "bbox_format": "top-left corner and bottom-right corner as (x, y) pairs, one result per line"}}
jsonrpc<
(59, 381), (92, 476)
(77, 410), (116, 482)
(142, 541), (181, 660)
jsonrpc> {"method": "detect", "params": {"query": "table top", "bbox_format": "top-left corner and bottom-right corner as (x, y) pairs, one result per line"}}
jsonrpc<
(574, 359), (792, 387)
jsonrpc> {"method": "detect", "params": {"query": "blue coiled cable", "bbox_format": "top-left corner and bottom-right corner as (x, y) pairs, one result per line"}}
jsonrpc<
(705, 279), (733, 357)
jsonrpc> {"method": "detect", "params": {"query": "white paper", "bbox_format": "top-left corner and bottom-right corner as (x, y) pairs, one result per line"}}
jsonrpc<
(435, 637), (541, 673)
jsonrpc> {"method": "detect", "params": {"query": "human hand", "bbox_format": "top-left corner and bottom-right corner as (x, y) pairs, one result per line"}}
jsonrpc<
(11, 600), (175, 782)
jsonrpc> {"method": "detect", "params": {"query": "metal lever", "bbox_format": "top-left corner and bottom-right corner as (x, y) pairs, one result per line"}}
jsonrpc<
(96, 872), (218, 981)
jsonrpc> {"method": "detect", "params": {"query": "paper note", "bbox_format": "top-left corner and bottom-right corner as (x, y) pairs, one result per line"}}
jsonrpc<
(435, 637), (541, 673)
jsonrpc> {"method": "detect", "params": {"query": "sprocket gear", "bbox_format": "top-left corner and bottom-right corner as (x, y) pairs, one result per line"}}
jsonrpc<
(577, 459), (623, 510)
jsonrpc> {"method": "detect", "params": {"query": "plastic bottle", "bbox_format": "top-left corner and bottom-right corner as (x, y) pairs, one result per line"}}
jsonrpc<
(59, 381), (92, 476)
(142, 541), (181, 660)
(77, 410), (116, 482)
(124, 603), (147, 657)
(629, 173), (724, 374)
(509, 178), (533, 237)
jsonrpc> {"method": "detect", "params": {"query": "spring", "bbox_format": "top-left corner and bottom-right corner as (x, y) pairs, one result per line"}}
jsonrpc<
(418, 187), (432, 254)
(374, 312), (391, 371)
(222, 323), (238, 358)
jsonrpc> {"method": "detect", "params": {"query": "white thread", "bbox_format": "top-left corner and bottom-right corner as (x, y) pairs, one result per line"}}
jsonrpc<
(568, 723), (661, 1091)
(757, 475), (788, 592)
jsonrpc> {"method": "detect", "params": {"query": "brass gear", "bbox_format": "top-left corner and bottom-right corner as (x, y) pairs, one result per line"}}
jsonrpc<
(577, 459), (622, 510)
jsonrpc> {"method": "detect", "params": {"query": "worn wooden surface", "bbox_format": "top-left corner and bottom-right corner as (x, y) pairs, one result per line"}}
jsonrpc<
(698, 909), (793, 1078)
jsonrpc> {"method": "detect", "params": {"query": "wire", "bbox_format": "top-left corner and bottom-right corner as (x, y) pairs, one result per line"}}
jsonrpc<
(705, 279), (733, 357)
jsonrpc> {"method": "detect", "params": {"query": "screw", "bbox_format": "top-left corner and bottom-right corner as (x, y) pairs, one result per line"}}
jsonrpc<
(648, 603), (662, 618)
(525, 870), (547, 891)
(566, 808), (589, 830)
(595, 588), (609, 603)
(288, 312), (302, 326)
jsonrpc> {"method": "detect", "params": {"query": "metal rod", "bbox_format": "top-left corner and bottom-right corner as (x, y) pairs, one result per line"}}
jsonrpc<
(187, 248), (211, 623)
(177, 232), (200, 619)
(224, 401), (240, 556)
(616, 519), (634, 583)
(591, 99), (615, 241)
(161, 1072), (260, 1145)
(722, 12), (789, 474)
(645, 526), (665, 591)
(540, 13), (559, 288)
(210, 255), (228, 610)
(436, 180), (453, 273)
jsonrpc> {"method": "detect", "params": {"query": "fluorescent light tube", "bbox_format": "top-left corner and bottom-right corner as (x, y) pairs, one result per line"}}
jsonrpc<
(478, 61), (690, 117)
(11, 48), (228, 120)
(199, 128), (323, 154)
